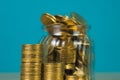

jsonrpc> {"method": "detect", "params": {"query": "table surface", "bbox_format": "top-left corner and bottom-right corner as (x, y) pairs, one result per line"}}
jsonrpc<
(0, 73), (120, 80)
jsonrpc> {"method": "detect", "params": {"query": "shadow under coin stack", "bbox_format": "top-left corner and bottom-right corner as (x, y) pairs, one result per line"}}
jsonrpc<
(21, 44), (43, 80)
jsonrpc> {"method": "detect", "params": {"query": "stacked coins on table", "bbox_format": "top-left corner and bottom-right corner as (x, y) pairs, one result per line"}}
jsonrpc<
(44, 63), (64, 80)
(21, 44), (43, 80)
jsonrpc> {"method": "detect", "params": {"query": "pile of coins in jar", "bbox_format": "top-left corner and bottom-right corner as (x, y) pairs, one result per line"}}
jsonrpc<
(20, 12), (93, 80)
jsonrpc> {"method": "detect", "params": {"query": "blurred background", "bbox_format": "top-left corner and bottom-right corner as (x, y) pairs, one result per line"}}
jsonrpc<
(0, 0), (120, 73)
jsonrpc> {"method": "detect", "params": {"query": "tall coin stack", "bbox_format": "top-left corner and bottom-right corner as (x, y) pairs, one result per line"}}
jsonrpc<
(44, 63), (64, 80)
(21, 44), (43, 80)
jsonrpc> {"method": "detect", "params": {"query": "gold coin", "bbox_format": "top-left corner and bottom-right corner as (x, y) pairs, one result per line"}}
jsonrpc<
(44, 78), (63, 80)
(22, 58), (42, 63)
(22, 58), (42, 60)
(54, 15), (68, 22)
(41, 13), (56, 26)
(54, 15), (64, 22)
(21, 66), (42, 69)
(21, 76), (41, 78)
(65, 75), (78, 80)
(44, 72), (64, 75)
(65, 64), (75, 70)
(21, 73), (41, 75)
(22, 50), (43, 52)
(44, 71), (64, 73)
(21, 69), (41, 71)
(78, 76), (85, 80)
(44, 77), (63, 80)
(22, 51), (43, 55)
(21, 69), (41, 72)
(68, 25), (78, 31)
(21, 70), (41, 73)
(21, 78), (41, 80)
(44, 63), (64, 67)
(22, 51), (43, 54)
(21, 62), (41, 66)
(21, 73), (41, 76)
(44, 74), (63, 77)
(22, 44), (43, 51)
(22, 54), (42, 58)
(44, 67), (64, 71)
(44, 75), (63, 80)
(21, 76), (41, 80)
(63, 19), (76, 26)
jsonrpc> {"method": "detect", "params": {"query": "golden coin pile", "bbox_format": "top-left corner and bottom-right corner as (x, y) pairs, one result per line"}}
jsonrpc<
(21, 44), (43, 80)
(43, 63), (64, 80)
(41, 13), (87, 36)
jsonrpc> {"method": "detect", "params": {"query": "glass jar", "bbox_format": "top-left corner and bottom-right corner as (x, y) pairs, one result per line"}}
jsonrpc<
(40, 14), (94, 80)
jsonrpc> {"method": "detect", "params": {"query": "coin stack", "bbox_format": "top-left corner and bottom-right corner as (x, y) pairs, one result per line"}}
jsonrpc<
(55, 47), (76, 74)
(21, 44), (43, 80)
(44, 63), (64, 80)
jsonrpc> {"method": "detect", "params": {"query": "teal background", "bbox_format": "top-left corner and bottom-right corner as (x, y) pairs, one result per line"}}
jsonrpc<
(0, 0), (120, 72)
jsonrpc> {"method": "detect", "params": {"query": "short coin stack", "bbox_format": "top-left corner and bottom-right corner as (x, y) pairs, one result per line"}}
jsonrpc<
(21, 44), (43, 80)
(44, 63), (64, 80)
